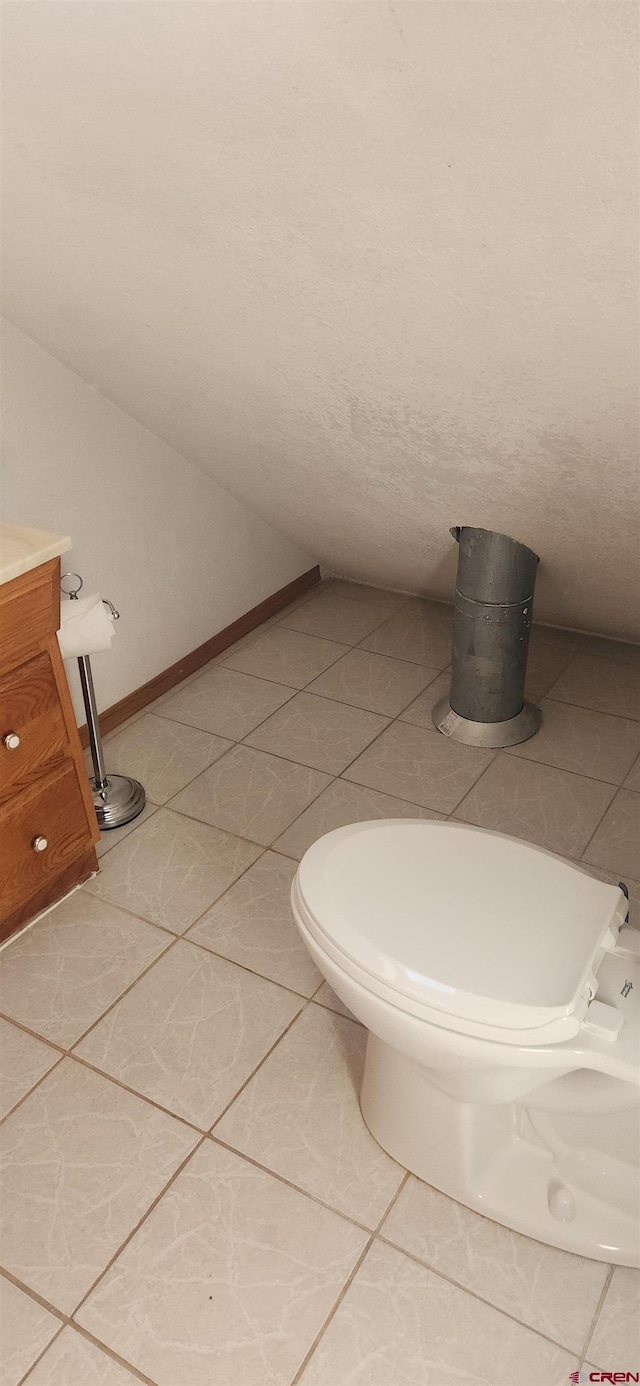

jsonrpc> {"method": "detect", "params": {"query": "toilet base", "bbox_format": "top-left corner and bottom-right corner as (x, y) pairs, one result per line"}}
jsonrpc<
(361, 1034), (640, 1266)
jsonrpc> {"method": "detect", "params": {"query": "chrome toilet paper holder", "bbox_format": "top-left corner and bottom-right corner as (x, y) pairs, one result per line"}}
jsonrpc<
(61, 572), (146, 830)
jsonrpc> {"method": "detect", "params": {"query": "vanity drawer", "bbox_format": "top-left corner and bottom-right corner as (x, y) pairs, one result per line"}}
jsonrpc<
(0, 558), (59, 675)
(0, 653), (68, 803)
(0, 763), (93, 919)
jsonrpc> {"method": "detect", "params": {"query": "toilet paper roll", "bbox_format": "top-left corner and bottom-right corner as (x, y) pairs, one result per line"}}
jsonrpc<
(57, 594), (115, 659)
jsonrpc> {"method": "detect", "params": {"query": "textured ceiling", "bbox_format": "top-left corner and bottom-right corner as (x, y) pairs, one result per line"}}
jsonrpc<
(2, 1), (638, 636)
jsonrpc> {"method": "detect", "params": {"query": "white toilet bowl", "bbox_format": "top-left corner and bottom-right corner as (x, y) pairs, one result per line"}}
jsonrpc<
(291, 820), (640, 1265)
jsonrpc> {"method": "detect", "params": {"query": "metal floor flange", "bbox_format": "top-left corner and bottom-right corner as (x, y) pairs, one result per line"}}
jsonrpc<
(432, 696), (541, 748)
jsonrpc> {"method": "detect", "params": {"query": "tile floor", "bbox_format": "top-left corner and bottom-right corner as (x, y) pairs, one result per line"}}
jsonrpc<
(1, 577), (639, 1386)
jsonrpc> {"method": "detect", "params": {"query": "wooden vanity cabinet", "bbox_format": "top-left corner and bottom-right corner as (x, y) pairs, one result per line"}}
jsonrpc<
(0, 557), (99, 943)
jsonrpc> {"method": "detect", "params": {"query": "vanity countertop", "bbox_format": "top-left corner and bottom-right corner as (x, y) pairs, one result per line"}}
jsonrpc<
(0, 523), (72, 587)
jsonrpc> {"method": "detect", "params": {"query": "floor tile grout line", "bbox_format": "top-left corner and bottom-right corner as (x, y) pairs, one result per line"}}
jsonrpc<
(73, 889), (182, 942)
(350, 609), (452, 661)
(113, 648), (635, 840)
(541, 695), (640, 730)
(3, 1060), (397, 1323)
(133, 723), (241, 806)
(278, 768), (449, 840)
(443, 747), (503, 817)
(276, 705), (397, 780)
(307, 664), (444, 721)
(313, 583), (416, 614)
(444, 750), (503, 819)
(49, 1322), (159, 1386)
(87, 823), (271, 937)
(68, 1134), (208, 1325)
(19, 1319), (158, 1386)
(542, 694), (640, 726)
(374, 1230), (604, 1359)
(72, 839), (312, 1054)
(62, 925), (310, 1099)
(292, 583), (415, 612)
(0, 1050), (66, 1130)
(626, 748), (640, 778)
(57, 989), (309, 1144)
(502, 743), (640, 788)
(177, 928), (320, 1001)
(279, 599), (408, 648)
(334, 714), (498, 809)
(89, 845), (313, 1001)
(64, 1050), (207, 1135)
(533, 649), (582, 701)
(1, 1267), (157, 1386)
(288, 1171), (411, 1385)
(245, 629), (442, 781)
(218, 650), (350, 689)
(578, 785), (625, 864)
(279, 604), (393, 636)
(222, 632), (355, 685)
(579, 1263), (614, 1363)
(0, 1266), (66, 1324)
(268, 843), (310, 863)
(139, 708), (236, 744)
(0, 939), (351, 1127)
(68, 989), (358, 1148)
(101, 811), (273, 895)
(335, 710), (441, 781)
(543, 668), (640, 722)
(208, 1130), (376, 1238)
(173, 844), (273, 927)
(533, 631), (640, 660)
(16, 1322), (67, 1386)
(213, 588), (333, 654)
(148, 649), (443, 740)
(373, 1167), (412, 1228)
(0, 1010), (68, 1056)
(383, 665), (446, 720)
(261, 770), (343, 846)
(338, 735), (500, 824)
(161, 730), (340, 820)
(12, 1047), (411, 1375)
(207, 998), (310, 1130)
(309, 994), (363, 1023)
(240, 694), (393, 772)
(151, 680), (300, 740)
(101, 604), (640, 769)
(94, 803), (161, 861)
(289, 1235), (375, 1385)
(448, 787), (601, 863)
(65, 933), (180, 1054)
(356, 644), (451, 671)
(461, 744), (621, 795)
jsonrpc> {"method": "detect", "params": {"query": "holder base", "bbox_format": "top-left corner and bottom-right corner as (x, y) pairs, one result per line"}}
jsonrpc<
(91, 774), (146, 830)
(432, 696), (541, 748)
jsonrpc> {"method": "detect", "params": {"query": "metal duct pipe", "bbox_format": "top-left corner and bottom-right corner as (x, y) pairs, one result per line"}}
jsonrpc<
(433, 526), (541, 748)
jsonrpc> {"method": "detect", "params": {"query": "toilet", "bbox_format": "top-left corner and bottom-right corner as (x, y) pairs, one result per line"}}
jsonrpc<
(291, 819), (640, 1266)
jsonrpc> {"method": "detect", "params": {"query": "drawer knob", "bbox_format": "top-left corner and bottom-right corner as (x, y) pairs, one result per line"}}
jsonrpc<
(32, 835), (48, 853)
(3, 732), (20, 750)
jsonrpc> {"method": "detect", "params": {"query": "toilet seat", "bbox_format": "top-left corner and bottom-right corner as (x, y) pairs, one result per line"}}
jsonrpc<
(293, 820), (629, 1047)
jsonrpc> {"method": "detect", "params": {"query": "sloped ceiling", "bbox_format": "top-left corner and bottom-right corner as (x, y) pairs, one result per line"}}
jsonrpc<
(2, 1), (638, 637)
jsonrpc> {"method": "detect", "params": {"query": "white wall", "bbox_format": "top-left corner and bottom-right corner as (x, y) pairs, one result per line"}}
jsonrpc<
(2, 2), (638, 637)
(0, 320), (314, 718)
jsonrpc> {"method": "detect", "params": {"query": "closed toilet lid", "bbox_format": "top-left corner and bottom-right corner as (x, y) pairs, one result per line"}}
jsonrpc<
(295, 821), (624, 1036)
